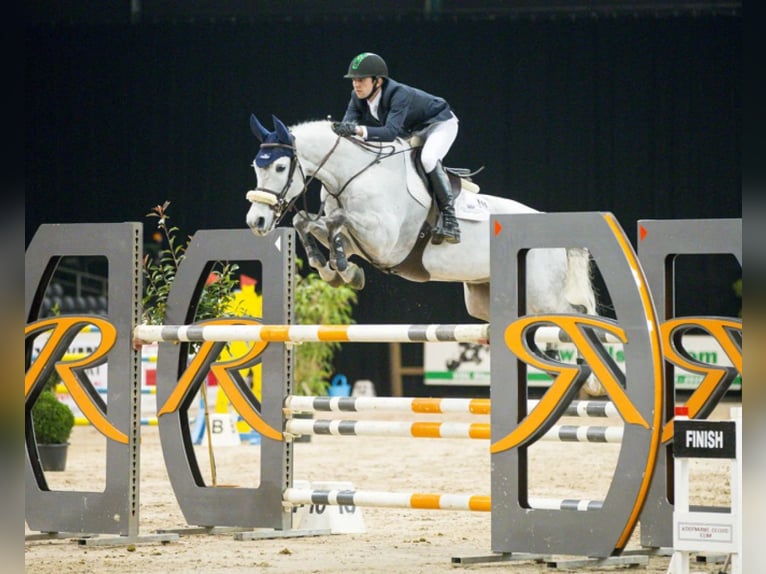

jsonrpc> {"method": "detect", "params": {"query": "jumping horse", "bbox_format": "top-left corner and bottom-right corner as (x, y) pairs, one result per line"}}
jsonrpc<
(245, 114), (597, 323)
(245, 114), (605, 395)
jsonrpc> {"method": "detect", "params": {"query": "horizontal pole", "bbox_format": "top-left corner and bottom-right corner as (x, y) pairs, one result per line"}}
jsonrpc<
(284, 418), (624, 443)
(284, 487), (490, 511)
(286, 419), (490, 439)
(283, 488), (604, 512)
(285, 396), (492, 415)
(134, 323), (489, 344)
(134, 323), (623, 345)
(285, 396), (619, 419)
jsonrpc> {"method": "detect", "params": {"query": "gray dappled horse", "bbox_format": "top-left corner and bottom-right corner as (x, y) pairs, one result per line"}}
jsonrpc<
(245, 115), (605, 395)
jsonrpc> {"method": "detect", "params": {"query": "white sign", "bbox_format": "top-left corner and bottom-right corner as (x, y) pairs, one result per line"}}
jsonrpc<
(424, 335), (740, 390)
(678, 522), (733, 543)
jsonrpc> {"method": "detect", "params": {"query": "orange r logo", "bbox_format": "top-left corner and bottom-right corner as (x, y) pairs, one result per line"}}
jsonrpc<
(25, 316), (127, 444)
(491, 314), (649, 454)
(660, 317), (742, 443)
(157, 318), (283, 441)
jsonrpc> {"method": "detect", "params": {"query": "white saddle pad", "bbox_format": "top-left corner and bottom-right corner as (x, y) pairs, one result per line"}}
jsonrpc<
(397, 138), (486, 219)
(455, 192), (491, 222)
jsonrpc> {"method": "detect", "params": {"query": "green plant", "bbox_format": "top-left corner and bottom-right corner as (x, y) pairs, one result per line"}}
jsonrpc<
(32, 389), (75, 444)
(293, 261), (358, 395)
(142, 201), (241, 325)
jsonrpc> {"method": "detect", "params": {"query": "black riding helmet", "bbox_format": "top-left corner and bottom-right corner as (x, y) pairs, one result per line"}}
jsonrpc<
(344, 52), (389, 79)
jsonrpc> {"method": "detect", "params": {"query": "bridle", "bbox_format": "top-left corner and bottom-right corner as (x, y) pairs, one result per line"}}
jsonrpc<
(245, 141), (305, 225)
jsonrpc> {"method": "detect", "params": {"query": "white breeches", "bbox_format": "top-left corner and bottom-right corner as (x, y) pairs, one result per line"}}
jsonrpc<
(416, 114), (459, 173)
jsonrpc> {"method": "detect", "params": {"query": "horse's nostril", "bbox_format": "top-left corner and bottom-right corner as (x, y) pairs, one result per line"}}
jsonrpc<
(256, 216), (266, 229)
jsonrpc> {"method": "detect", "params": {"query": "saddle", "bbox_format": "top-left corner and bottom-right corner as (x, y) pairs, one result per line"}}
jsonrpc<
(385, 148), (484, 282)
(410, 148), (483, 198)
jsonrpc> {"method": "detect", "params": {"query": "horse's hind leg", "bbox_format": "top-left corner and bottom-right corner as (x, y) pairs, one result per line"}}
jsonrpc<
(463, 283), (490, 322)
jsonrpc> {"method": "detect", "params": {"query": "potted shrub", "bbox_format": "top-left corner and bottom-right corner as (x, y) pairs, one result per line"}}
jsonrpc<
(32, 385), (75, 471)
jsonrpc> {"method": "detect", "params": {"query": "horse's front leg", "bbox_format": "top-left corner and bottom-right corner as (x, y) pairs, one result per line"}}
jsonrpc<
(324, 214), (365, 290)
(293, 212), (345, 287)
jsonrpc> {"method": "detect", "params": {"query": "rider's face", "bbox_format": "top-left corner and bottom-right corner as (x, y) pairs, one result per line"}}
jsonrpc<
(352, 77), (378, 99)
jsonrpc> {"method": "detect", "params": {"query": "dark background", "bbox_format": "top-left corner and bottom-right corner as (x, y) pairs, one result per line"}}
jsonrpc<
(25, 1), (742, 395)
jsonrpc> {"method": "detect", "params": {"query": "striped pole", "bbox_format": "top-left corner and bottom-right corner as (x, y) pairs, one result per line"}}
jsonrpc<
(285, 396), (619, 419)
(283, 487), (604, 512)
(285, 396), (491, 415)
(285, 418), (624, 443)
(134, 323), (489, 344)
(134, 323), (623, 345)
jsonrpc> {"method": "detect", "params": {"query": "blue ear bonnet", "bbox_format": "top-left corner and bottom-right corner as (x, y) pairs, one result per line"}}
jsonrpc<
(251, 113), (294, 168)
(254, 131), (294, 167)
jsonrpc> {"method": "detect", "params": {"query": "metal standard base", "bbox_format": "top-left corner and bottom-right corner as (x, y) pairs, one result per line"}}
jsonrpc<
(451, 552), (550, 566)
(153, 526), (331, 541)
(451, 552), (648, 569)
(75, 533), (178, 546)
(234, 528), (331, 541)
(545, 554), (648, 569)
(25, 532), (97, 542)
(25, 531), (178, 546)
(155, 526), (251, 536)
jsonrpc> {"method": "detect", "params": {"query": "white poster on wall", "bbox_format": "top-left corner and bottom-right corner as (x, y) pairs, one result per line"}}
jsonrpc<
(423, 335), (740, 390)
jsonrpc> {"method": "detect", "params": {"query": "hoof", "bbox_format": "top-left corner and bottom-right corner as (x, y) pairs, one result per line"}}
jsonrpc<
(339, 266), (365, 290)
(349, 268), (365, 290)
(580, 377), (607, 398)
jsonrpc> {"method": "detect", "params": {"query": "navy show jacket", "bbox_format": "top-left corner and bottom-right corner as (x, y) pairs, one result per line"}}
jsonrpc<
(341, 78), (454, 142)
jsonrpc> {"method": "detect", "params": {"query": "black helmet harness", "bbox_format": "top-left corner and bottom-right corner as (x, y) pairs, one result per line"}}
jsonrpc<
(362, 77), (383, 101)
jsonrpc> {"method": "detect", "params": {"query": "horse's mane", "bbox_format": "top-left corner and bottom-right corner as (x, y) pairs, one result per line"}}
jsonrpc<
(290, 118), (333, 134)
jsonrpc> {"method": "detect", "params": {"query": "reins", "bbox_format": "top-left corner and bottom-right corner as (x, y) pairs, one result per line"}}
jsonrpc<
(329, 137), (417, 198)
(248, 123), (421, 227)
(301, 132), (420, 222)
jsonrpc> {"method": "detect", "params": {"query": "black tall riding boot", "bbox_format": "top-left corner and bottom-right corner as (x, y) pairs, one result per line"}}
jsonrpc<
(427, 161), (461, 245)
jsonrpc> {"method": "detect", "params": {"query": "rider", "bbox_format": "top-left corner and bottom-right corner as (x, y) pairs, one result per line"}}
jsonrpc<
(331, 52), (461, 245)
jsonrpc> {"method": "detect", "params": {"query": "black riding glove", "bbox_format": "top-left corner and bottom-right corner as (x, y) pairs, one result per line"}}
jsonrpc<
(332, 122), (358, 137)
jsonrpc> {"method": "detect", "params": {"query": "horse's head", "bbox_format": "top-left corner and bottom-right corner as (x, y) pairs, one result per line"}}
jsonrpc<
(245, 114), (305, 235)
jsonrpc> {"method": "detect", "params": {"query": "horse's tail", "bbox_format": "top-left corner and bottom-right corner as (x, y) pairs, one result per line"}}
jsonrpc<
(564, 247), (597, 315)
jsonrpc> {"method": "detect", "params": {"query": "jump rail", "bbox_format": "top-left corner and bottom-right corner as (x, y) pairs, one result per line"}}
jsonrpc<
(134, 323), (490, 343)
(285, 419), (624, 443)
(284, 396), (620, 419)
(133, 323), (623, 345)
(283, 488), (604, 512)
